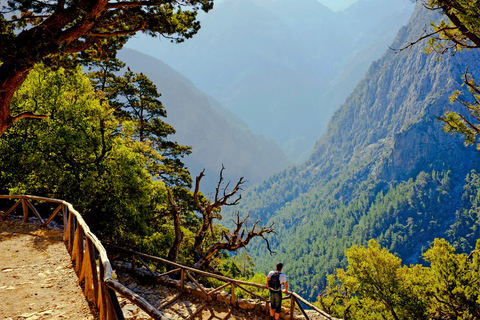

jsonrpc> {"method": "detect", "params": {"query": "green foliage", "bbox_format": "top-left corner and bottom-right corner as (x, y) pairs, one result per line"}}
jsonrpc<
(318, 238), (480, 320)
(0, 64), (164, 241)
(0, 0), (213, 65)
(87, 61), (192, 187)
(237, 168), (462, 300)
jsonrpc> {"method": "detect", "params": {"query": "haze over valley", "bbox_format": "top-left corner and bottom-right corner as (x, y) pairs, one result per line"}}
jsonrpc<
(126, 0), (414, 162)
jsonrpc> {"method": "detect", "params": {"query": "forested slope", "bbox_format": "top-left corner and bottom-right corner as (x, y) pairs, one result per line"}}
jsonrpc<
(229, 3), (480, 300)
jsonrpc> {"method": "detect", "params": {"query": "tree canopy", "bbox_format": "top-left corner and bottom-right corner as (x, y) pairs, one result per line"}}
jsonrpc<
(0, 0), (213, 136)
(318, 238), (480, 320)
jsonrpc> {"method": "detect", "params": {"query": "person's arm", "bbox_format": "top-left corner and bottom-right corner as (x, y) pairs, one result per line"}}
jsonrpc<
(283, 281), (288, 293)
(266, 273), (270, 290)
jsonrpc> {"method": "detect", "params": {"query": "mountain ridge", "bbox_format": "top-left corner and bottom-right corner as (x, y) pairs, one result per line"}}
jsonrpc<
(126, 0), (414, 162)
(225, 3), (480, 301)
(117, 49), (291, 191)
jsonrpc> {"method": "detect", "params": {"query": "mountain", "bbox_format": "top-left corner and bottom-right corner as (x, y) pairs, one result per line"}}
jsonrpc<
(317, 0), (358, 11)
(117, 49), (290, 191)
(125, 0), (414, 162)
(225, 3), (480, 301)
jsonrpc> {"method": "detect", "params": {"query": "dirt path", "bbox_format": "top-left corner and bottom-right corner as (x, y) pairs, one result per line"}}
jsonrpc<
(0, 218), (96, 320)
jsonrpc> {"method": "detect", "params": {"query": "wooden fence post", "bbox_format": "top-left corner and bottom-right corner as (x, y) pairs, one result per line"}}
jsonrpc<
(71, 222), (84, 275)
(62, 205), (68, 233)
(21, 198), (28, 222)
(107, 287), (125, 320)
(290, 295), (295, 320)
(132, 255), (137, 274)
(180, 268), (185, 292)
(231, 283), (236, 307)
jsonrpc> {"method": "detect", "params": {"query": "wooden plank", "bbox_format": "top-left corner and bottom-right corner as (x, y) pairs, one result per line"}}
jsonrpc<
(42, 203), (63, 227)
(72, 222), (84, 275)
(185, 303), (206, 320)
(297, 299), (310, 320)
(156, 268), (181, 279)
(137, 255), (156, 277)
(235, 284), (267, 302)
(22, 198), (28, 222)
(185, 271), (209, 297)
(105, 279), (167, 320)
(80, 238), (96, 304)
(89, 239), (99, 308)
(157, 292), (182, 311)
(132, 255), (137, 273)
(231, 283), (236, 307)
(25, 199), (44, 224)
(208, 282), (230, 296)
(1, 199), (21, 220)
(292, 293), (332, 319)
(107, 287), (125, 320)
(180, 269), (185, 292)
(66, 212), (75, 253)
(103, 243), (267, 290)
(290, 294), (295, 320)
(98, 263), (108, 320)
(62, 205), (67, 233)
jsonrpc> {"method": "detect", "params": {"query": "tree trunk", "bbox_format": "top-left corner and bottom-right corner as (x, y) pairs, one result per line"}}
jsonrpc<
(166, 189), (184, 266)
(193, 219), (210, 263)
(0, 64), (34, 136)
(166, 208), (183, 264)
(193, 242), (224, 269)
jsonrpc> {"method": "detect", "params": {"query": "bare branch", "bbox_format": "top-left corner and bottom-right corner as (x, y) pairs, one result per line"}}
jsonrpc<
(194, 212), (276, 269)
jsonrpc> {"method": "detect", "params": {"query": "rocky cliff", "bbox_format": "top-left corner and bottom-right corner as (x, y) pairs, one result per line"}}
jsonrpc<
(227, 3), (480, 300)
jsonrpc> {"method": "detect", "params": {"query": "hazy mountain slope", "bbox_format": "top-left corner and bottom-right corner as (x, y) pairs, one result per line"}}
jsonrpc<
(226, 4), (480, 300)
(126, 0), (413, 162)
(117, 49), (290, 190)
(317, 0), (358, 11)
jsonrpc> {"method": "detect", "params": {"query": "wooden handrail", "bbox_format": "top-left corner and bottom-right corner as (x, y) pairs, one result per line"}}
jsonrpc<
(0, 195), (335, 320)
(104, 243), (334, 320)
(0, 195), (170, 320)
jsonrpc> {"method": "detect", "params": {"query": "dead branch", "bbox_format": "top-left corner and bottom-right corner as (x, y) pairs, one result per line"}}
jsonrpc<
(194, 212), (276, 269)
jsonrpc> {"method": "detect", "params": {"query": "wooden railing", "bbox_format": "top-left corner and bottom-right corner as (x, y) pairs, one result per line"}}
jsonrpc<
(0, 195), (167, 320)
(105, 244), (333, 320)
(0, 195), (334, 320)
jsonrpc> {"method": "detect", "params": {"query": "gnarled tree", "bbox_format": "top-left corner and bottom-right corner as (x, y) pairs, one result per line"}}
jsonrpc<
(165, 167), (275, 269)
(0, 0), (213, 136)
(191, 167), (275, 269)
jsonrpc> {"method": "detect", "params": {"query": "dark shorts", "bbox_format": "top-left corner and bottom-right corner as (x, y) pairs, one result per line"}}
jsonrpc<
(270, 290), (282, 313)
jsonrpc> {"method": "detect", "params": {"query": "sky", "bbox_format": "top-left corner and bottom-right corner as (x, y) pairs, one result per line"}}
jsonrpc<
(213, 0), (360, 12)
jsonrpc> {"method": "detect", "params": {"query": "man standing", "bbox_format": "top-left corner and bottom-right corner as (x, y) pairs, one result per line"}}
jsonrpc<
(266, 262), (288, 320)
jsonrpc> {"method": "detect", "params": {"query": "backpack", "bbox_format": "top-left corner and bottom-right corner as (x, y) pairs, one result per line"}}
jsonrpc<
(268, 271), (281, 291)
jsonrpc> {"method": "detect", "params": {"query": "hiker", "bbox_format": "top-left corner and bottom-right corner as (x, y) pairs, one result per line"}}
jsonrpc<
(266, 262), (288, 320)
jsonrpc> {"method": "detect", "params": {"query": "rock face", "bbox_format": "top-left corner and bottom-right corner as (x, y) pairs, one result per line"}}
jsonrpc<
(309, 4), (480, 184)
(226, 3), (480, 301)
